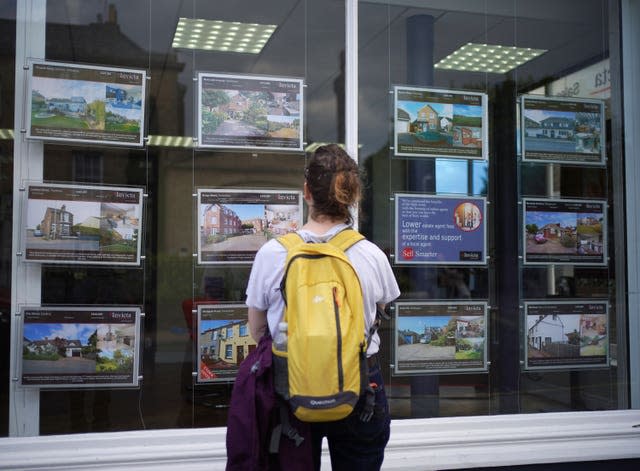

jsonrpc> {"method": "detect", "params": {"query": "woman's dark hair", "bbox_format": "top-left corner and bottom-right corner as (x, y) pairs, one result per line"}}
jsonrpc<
(305, 144), (361, 224)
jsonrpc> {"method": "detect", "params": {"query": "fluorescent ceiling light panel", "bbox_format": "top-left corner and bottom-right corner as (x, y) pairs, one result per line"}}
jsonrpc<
(0, 128), (14, 140)
(435, 43), (546, 74)
(172, 18), (276, 54)
(147, 135), (194, 148)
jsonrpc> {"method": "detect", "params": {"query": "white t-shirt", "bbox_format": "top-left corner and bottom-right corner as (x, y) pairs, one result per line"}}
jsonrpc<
(245, 223), (400, 355)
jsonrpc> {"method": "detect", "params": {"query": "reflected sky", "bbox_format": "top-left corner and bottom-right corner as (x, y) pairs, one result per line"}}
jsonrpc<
(24, 323), (95, 344)
(436, 159), (488, 195)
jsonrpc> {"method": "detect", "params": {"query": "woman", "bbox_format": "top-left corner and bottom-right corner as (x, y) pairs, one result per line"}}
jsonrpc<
(245, 143), (400, 470)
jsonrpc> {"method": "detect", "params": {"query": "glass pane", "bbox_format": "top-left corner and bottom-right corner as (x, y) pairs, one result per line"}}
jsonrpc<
(36, 0), (344, 434)
(359, 0), (621, 419)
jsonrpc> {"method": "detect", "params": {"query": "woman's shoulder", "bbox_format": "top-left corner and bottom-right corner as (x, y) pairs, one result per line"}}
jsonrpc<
(350, 236), (391, 261)
(250, 239), (288, 281)
(353, 233), (383, 250)
(255, 237), (288, 258)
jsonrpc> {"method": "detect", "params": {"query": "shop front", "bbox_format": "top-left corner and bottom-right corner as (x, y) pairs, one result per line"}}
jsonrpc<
(1, 0), (639, 468)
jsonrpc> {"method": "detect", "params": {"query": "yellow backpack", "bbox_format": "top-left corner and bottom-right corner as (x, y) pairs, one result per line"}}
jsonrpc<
(273, 229), (368, 422)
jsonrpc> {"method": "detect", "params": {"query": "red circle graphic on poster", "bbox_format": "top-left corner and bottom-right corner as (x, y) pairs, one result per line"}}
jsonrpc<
(402, 247), (415, 260)
(453, 202), (482, 232)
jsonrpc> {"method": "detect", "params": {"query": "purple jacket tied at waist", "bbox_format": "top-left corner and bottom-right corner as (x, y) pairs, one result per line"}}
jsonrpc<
(226, 333), (311, 470)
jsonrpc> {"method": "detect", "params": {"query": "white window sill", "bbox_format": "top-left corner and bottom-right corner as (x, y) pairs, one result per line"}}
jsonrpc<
(0, 409), (639, 470)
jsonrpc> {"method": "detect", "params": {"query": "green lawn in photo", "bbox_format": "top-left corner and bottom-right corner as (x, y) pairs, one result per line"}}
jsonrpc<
(577, 223), (602, 236)
(101, 242), (136, 253)
(581, 344), (607, 356)
(105, 112), (140, 133)
(452, 114), (482, 127)
(455, 349), (482, 360)
(455, 337), (483, 360)
(31, 113), (89, 129)
(105, 120), (140, 133)
(96, 351), (133, 373)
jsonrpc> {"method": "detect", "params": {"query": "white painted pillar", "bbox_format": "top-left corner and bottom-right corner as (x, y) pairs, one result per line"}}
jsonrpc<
(345, 0), (358, 229)
(10, 0), (46, 436)
(622, 0), (640, 409)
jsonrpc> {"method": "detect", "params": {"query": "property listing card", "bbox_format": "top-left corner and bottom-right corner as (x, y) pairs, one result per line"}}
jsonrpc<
(525, 301), (609, 370)
(394, 301), (488, 374)
(521, 95), (605, 165)
(523, 198), (606, 265)
(20, 306), (141, 388)
(394, 86), (488, 160)
(196, 304), (255, 383)
(27, 60), (146, 146)
(197, 72), (303, 151)
(197, 188), (302, 264)
(24, 183), (144, 265)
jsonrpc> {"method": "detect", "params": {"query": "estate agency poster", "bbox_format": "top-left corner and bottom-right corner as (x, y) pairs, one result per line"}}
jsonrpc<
(197, 189), (302, 264)
(20, 306), (141, 388)
(197, 304), (256, 383)
(525, 301), (609, 370)
(521, 95), (605, 165)
(394, 86), (488, 159)
(394, 301), (488, 374)
(395, 194), (486, 265)
(24, 183), (144, 265)
(523, 198), (606, 265)
(27, 60), (146, 146)
(197, 73), (303, 151)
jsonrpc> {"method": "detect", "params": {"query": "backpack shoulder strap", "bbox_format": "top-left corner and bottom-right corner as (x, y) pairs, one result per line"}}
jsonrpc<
(328, 228), (365, 252)
(278, 232), (305, 251)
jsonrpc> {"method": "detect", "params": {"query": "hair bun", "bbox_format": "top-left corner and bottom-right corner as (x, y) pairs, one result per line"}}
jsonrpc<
(306, 144), (361, 224)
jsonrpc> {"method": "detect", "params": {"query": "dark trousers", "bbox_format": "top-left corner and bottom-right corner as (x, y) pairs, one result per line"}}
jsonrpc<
(309, 363), (390, 471)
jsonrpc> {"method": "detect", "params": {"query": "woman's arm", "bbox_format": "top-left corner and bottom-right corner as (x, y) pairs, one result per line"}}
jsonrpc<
(248, 307), (268, 342)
